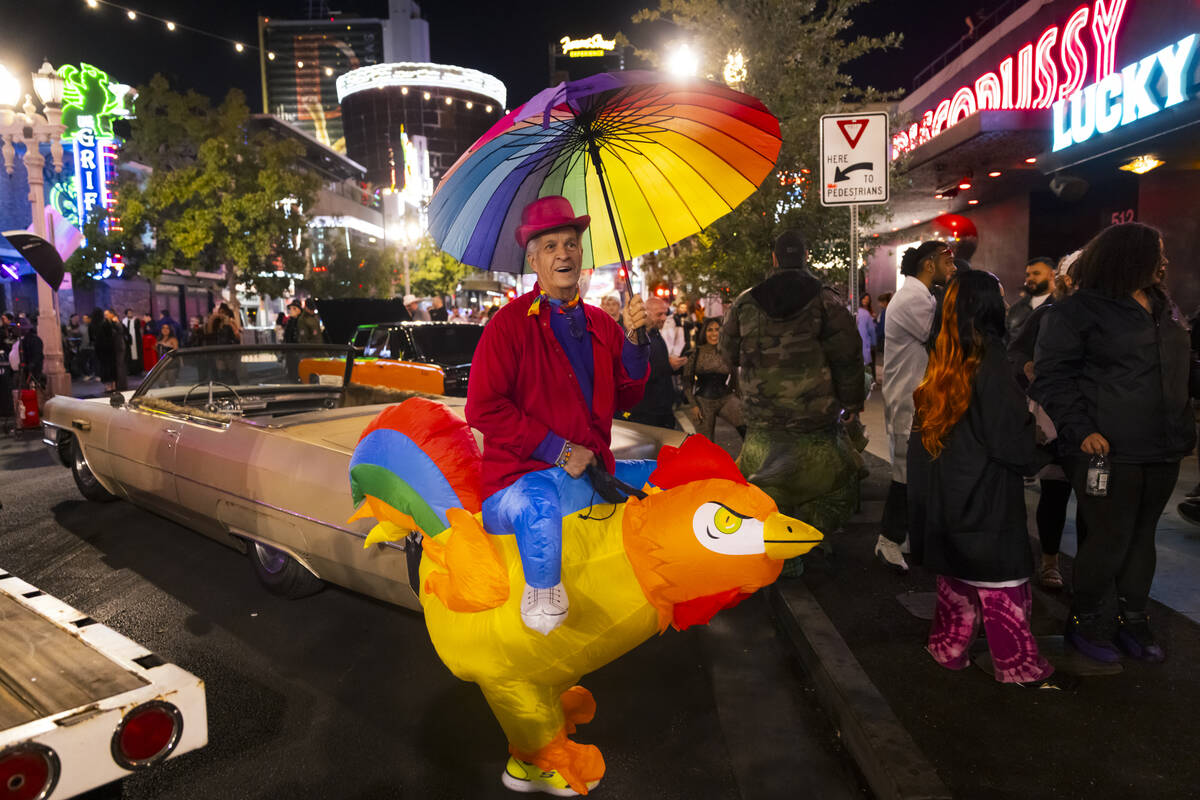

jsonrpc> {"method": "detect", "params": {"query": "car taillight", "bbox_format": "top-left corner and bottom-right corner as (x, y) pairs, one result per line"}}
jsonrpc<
(0, 743), (60, 800)
(111, 701), (183, 769)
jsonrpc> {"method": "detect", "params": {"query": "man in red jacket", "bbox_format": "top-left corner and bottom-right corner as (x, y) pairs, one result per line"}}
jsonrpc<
(467, 195), (649, 635)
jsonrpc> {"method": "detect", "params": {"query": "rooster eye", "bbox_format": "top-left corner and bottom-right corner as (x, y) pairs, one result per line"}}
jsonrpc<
(713, 507), (742, 534)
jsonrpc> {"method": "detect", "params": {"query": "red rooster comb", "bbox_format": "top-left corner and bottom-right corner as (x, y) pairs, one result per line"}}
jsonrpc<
(649, 436), (747, 490)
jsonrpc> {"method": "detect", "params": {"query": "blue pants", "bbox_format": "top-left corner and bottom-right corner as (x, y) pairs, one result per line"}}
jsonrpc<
(482, 461), (655, 588)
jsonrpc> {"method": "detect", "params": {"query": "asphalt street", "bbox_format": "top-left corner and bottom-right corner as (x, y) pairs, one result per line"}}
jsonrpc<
(0, 427), (866, 800)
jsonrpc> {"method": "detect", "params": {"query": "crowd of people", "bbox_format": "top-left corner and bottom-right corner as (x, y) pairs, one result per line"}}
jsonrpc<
(563, 218), (1192, 691)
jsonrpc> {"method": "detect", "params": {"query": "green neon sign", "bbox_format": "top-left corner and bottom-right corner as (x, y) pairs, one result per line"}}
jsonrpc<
(60, 63), (129, 141)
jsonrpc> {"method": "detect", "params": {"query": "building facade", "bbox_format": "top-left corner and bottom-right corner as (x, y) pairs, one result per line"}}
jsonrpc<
(866, 0), (1200, 314)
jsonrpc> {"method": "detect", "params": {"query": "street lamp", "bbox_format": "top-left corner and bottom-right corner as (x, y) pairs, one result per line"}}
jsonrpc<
(0, 60), (70, 397)
(666, 43), (699, 78)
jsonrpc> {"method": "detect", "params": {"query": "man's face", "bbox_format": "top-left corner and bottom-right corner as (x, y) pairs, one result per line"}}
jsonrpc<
(527, 228), (582, 298)
(645, 298), (669, 330)
(600, 296), (620, 319)
(1024, 261), (1054, 296)
(405, 301), (418, 312)
(125, 310), (133, 319)
(288, 306), (301, 318)
(675, 301), (688, 316)
(432, 296), (444, 309)
(929, 247), (955, 284)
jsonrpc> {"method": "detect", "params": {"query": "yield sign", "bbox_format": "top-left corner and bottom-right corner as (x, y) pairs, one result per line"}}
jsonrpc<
(836, 119), (869, 149)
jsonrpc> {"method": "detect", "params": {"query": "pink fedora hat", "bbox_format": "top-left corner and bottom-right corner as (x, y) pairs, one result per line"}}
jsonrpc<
(514, 195), (590, 249)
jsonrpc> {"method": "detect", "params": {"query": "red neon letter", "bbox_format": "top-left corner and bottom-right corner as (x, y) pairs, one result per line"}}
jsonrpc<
(931, 99), (952, 134)
(999, 56), (1015, 109)
(1091, 0), (1128, 82)
(948, 86), (978, 124)
(1033, 26), (1060, 109)
(1059, 5), (1089, 100)
(975, 72), (1003, 109)
(917, 110), (934, 146)
(1016, 43), (1035, 108)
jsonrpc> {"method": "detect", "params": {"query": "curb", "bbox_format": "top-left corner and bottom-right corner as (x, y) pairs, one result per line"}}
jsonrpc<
(770, 582), (952, 800)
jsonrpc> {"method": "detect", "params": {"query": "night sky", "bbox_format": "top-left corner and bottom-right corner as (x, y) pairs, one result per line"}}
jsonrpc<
(4, 0), (973, 110)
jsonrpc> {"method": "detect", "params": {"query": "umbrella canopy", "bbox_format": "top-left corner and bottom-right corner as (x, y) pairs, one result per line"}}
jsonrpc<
(429, 71), (782, 275)
(3, 231), (65, 290)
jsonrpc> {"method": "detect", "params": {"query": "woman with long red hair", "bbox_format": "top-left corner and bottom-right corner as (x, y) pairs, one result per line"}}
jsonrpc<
(910, 270), (1072, 689)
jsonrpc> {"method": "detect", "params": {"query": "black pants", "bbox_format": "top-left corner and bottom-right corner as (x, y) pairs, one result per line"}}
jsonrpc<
(1067, 459), (1179, 614)
(1035, 479), (1073, 556)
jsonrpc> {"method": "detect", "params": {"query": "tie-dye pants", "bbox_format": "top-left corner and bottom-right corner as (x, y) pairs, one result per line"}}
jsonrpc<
(927, 575), (1053, 684)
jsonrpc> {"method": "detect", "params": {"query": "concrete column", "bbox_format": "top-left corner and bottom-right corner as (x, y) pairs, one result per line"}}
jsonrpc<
(24, 144), (71, 397)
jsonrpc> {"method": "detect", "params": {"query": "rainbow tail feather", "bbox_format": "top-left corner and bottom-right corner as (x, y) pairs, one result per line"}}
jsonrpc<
(349, 398), (483, 538)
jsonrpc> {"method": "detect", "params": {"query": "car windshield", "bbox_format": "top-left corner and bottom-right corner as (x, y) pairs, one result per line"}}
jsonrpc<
(134, 345), (351, 404)
(410, 324), (483, 365)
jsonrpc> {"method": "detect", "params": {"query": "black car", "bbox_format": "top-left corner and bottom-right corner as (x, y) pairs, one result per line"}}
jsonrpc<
(349, 321), (483, 396)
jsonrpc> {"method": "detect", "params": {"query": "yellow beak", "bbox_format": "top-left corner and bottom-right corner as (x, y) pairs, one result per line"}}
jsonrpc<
(763, 512), (823, 560)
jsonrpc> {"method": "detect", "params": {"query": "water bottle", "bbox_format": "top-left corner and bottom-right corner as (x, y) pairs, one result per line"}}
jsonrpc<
(1086, 453), (1110, 497)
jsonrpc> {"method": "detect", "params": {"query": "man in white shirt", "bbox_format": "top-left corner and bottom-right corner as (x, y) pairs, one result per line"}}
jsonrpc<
(876, 241), (955, 572)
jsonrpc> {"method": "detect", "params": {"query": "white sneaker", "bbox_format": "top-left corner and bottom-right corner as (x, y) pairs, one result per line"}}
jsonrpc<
(874, 535), (909, 574)
(520, 581), (569, 636)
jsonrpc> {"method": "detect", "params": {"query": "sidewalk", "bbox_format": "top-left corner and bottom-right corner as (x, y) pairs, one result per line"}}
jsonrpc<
(769, 392), (1200, 799)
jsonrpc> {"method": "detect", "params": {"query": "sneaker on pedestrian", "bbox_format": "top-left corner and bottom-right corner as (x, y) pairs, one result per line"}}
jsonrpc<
(501, 755), (598, 796)
(1015, 671), (1080, 691)
(874, 534), (908, 575)
(520, 581), (569, 636)
(1065, 614), (1121, 663)
(1116, 610), (1166, 663)
(1178, 500), (1200, 527)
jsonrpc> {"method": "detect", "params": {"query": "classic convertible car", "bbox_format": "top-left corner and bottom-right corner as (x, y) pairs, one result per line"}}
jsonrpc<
(42, 345), (682, 611)
(299, 321), (481, 396)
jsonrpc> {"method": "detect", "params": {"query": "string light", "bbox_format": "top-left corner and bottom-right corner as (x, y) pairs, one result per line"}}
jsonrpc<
(423, 91), (431, 100)
(400, 86), (408, 95)
(324, 66), (333, 76)
(444, 96), (452, 105)
(297, 61), (304, 68)
(465, 101), (473, 109)
(79, 0), (271, 57)
(485, 105), (493, 112)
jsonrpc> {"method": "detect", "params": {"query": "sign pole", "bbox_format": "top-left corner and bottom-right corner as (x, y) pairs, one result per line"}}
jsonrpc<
(848, 203), (859, 309)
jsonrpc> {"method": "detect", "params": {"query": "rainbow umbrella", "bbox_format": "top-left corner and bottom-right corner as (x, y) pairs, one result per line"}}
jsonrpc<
(428, 70), (782, 290)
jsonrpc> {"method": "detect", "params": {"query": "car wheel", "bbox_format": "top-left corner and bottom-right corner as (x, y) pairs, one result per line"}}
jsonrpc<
(248, 541), (324, 599)
(71, 439), (118, 503)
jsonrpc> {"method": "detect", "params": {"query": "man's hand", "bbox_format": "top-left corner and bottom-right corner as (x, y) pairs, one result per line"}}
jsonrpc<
(668, 355), (688, 370)
(690, 405), (702, 422)
(623, 294), (646, 332)
(1081, 433), (1110, 455)
(563, 444), (596, 478)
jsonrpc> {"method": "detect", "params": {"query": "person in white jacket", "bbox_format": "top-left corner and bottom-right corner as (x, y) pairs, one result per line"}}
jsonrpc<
(876, 241), (955, 572)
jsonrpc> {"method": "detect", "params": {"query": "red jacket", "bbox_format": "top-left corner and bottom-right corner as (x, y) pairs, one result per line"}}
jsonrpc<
(466, 286), (648, 497)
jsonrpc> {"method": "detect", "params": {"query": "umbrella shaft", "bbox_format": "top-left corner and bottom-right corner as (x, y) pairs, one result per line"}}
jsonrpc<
(587, 144), (633, 299)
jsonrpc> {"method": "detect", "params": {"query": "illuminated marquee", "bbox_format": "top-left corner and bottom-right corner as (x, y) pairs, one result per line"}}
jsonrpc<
(1053, 33), (1199, 151)
(336, 62), (506, 108)
(560, 34), (616, 55)
(893, 0), (1128, 159)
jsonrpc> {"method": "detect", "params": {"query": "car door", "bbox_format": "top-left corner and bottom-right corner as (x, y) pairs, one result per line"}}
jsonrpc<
(107, 401), (182, 512)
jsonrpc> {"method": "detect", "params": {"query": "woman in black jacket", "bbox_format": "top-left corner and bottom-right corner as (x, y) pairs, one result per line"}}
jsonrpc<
(1031, 223), (1193, 664)
(909, 270), (1064, 688)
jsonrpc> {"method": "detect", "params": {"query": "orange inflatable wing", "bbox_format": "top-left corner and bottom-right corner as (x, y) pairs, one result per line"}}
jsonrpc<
(423, 508), (510, 612)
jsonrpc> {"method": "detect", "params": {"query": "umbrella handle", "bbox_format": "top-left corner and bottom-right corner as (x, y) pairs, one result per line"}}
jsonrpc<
(587, 143), (647, 346)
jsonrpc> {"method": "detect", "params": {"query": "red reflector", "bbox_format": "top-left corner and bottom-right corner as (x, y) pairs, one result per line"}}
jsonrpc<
(0, 744), (59, 800)
(113, 702), (182, 768)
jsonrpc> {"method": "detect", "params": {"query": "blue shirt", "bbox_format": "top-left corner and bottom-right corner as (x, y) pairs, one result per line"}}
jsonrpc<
(531, 297), (649, 464)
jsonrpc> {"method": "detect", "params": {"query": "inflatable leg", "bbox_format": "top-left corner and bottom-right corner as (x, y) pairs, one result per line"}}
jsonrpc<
(560, 685), (596, 735)
(479, 678), (605, 795)
(482, 471), (565, 589)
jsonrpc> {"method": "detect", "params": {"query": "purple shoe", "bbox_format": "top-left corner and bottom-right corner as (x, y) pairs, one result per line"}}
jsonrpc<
(1117, 612), (1166, 663)
(1066, 615), (1121, 663)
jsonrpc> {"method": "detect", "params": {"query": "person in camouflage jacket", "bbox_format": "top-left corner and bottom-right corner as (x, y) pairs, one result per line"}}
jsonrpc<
(720, 230), (866, 570)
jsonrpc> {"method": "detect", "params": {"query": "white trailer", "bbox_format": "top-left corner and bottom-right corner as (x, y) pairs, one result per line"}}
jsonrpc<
(0, 568), (207, 799)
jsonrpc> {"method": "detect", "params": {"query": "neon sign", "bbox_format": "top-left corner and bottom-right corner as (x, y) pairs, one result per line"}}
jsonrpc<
(59, 63), (131, 141)
(1053, 33), (1200, 151)
(336, 62), (506, 109)
(560, 34), (616, 55)
(893, 0), (1128, 159)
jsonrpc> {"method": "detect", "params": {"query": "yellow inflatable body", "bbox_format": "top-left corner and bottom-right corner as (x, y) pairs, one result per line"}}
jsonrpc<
(352, 402), (823, 795)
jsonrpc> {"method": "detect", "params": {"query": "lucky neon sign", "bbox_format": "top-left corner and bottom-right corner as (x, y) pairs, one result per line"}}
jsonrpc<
(59, 63), (130, 142)
(893, 0), (1128, 159)
(1053, 33), (1200, 150)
